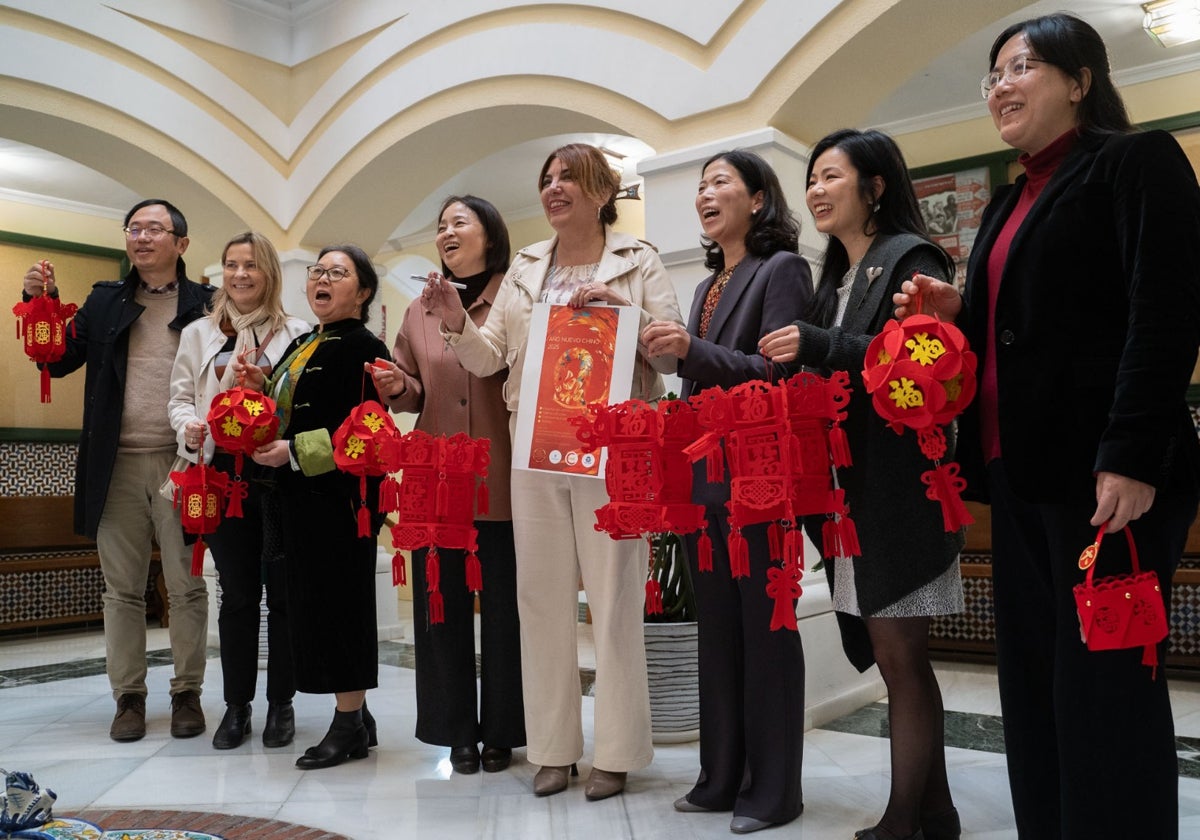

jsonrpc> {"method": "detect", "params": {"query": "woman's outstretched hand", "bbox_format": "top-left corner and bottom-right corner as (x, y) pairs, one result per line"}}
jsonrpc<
(894, 273), (963, 321)
(421, 273), (468, 333)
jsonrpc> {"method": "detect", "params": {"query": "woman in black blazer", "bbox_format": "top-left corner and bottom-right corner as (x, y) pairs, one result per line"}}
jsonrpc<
(642, 149), (812, 835)
(899, 14), (1200, 838)
(761, 128), (963, 840)
(245, 244), (391, 770)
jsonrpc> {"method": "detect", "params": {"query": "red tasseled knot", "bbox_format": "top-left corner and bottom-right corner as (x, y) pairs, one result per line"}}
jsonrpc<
(784, 527), (804, 570)
(838, 513), (861, 557)
(428, 591), (445, 624)
(426, 546), (444, 625)
(821, 517), (840, 559)
(764, 561), (803, 631)
(392, 551), (407, 587)
(728, 529), (750, 578)
(707, 441), (725, 485)
(477, 481), (489, 517)
(768, 522), (784, 562)
(921, 462), (975, 532)
(917, 427), (948, 462)
(224, 478), (249, 519)
(435, 474), (449, 517)
(645, 579), (663, 616)
(190, 538), (206, 577)
(466, 551), (483, 593)
(698, 530), (714, 572)
(379, 476), (401, 514)
(356, 502), (371, 538)
(828, 423), (852, 468)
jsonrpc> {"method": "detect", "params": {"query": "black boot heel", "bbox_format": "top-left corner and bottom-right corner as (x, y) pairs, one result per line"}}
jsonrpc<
(296, 708), (370, 770)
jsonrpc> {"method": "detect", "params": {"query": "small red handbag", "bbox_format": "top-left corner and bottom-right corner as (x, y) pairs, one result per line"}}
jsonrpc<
(1073, 524), (1169, 677)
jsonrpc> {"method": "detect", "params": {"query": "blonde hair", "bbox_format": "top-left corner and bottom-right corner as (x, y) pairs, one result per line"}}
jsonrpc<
(538, 143), (621, 226)
(207, 231), (290, 332)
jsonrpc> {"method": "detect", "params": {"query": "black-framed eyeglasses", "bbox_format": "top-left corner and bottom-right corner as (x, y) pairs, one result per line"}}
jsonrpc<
(306, 265), (354, 283)
(981, 55), (1048, 99)
(123, 225), (177, 240)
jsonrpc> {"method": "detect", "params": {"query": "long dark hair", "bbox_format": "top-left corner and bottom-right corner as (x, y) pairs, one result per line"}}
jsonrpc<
(699, 149), (800, 272)
(989, 13), (1132, 136)
(806, 129), (943, 328)
(318, 243), (379, 325)
(437, 194), (512, 279)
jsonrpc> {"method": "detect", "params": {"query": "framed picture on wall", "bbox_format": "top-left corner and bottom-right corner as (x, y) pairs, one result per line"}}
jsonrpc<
(912, 167), (990, 292)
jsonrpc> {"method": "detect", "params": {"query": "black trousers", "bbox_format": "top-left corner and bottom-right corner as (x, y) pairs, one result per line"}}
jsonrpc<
(411, 519), (526, 748)
(205, 481), (294, 706)
(684, 513), (805, 824)
(987, 459), (1196, 839)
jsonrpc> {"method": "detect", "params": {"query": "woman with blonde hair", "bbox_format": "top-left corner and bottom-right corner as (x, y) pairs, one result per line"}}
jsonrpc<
(169, 231), (309, 750)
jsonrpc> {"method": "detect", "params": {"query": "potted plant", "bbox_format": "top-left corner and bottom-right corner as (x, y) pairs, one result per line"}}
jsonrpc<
(643, 529), (700, 742)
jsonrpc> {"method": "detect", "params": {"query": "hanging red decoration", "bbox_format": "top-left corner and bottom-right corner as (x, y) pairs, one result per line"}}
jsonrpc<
(388, 430), (490, 625)
(206, 385), (280, 517)
(169, 462), (230, 575)
(331, 399), (403, 538)
(861, 295), (978, 532)
(12, 261), (77, 403)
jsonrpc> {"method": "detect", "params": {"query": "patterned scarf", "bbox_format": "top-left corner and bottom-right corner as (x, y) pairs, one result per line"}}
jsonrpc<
(271, 330), (326, 435)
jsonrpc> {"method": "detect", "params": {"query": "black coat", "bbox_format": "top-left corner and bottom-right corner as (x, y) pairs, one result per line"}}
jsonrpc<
(45, 269), (213, 537)
(794, 234), (964, 671)
(959, 129), (1200, 503)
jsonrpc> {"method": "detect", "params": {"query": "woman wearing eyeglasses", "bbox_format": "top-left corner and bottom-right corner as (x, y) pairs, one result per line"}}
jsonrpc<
(168, 232), (309, 751)
(242, 244), (392, 770)
(898, 14), (1200, 837)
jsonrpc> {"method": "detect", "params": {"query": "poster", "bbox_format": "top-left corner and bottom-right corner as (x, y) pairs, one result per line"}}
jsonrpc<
(513, 302), (638, 477)
(913, 167), (990, 291)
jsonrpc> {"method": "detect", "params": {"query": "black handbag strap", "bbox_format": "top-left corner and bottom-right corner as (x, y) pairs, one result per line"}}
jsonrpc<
(1078, 523), (1141, 585)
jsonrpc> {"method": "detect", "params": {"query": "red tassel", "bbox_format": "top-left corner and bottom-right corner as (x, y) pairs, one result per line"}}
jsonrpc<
(477, 481), (489, 517)
(392, 551), (407, 587)
(357, 503), (371, 538)
(921, 462), (975, 532)
(224, 478), (248, 518)
(821, 517), (840, 559)
(698, 530), (714, 572)
(466, 551), (483, 593)
(645, 579), (663, 616)
(708, 442), (724, 485)
(765, 563), (802, 631)
(828, 423), (852, 467)
(428, 590), (445, 624)
(40, 365), (52, 403)
(191, 538), (206, 576)
(426, 547), (444, 624)
(768, 522), (784, 562)
(784, 527), (804, 570)
(838, 514), (861, 557)
(436, 475), (449, 517)
(728, 529), (750, 578)
(379, 476), (401, 513)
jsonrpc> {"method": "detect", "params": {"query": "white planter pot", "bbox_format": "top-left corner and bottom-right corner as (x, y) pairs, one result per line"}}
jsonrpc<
(643, 620), (699, 743)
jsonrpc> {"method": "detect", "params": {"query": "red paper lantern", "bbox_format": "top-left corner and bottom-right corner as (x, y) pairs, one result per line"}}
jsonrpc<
(861, 308), (978, 531)
(12, 262), (77, 403)
(331, 399), (402, 538)
(206, 385), (280, 517)
(169, 462), (230, 575)
(388, 430), (490, 625)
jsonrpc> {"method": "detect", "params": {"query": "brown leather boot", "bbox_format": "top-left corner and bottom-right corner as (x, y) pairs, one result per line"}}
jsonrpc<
(110, 693), (146, 742)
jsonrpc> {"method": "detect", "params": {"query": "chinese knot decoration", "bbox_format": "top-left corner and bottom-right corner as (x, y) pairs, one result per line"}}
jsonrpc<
(683, 370), (857, 631)
(572, 397), (708, 617)
(206, 385), (280, 517)
(12, 261), (77, 403)
(861, 297), (978, 532)
(388, 430), (490, 625)
(169, 462), (230, 575)
(331, 399), (402, 538)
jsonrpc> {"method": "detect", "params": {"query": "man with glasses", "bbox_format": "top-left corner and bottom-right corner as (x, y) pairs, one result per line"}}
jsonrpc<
(20, 199), (213, 742)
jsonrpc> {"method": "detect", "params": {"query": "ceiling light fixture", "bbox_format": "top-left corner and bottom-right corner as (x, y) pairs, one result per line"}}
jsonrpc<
(1142, 0), (1200, 47)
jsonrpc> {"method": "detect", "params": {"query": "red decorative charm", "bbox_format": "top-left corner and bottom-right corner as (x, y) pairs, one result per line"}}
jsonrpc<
(169, 462), (230, 575)
(332, 399), (403, 537)
(388, 430), (490, 625)
(206, 385), (280, 516)
(861, 296), (978, 531)
(12, 261), (77, 403)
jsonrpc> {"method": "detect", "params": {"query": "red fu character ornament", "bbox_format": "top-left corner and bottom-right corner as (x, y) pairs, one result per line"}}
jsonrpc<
(206, 385), (280, 517)
(861, 289), (978, 531)
(169, 461), (230, 575)
(331, 399), (402, 538)
(13, 261), (77, 403)
(572, 397), (708, 616)
(389, 430), (490, 625)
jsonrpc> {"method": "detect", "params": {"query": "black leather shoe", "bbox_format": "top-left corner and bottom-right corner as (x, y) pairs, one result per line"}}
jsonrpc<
(361, 700), (378, 748)
(480, 746), (512, 772)
(262, 701), (295, 748)
(212, 703), (251, 749)
(295, 709), (370, 770)
(856, 827), (926, 840)
(450, 744), (481, 774)
(920, 808), (961, 840)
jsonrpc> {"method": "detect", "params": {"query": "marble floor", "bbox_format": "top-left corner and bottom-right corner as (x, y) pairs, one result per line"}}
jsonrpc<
(2, 620), (1200, 840)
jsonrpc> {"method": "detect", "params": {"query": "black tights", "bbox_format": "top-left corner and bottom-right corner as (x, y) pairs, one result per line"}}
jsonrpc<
(864, 615), (954, 837)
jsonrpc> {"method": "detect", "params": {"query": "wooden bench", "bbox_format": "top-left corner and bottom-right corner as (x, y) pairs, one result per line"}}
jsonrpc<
(0, 495), (168, 633)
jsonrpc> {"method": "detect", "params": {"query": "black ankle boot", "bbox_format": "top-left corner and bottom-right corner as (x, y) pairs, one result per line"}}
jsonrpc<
(295, 708), (369, 770)
(262, 701), (295, 748)
(920, 807), (961, 840)
(361, 700), (378, 747)
(212, 703), (251, 749)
